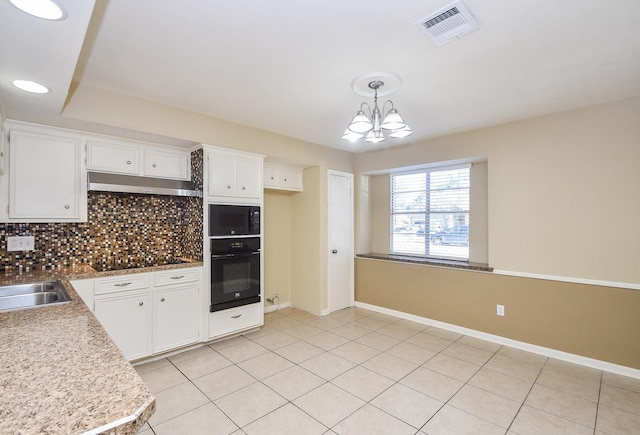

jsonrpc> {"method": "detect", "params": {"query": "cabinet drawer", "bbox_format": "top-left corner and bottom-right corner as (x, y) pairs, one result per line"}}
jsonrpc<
(95, 273), (151, 295)
(154, 268), (199, 287)
(209, 303), (262, 339)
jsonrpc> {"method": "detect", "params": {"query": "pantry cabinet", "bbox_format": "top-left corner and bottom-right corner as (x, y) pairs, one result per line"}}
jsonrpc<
(263, 162), (303, 191)
(1, 126), (86, 222)
(87, 139), (190, 180)
(205, 146), (263, 201)
(91, 268), (201, 361)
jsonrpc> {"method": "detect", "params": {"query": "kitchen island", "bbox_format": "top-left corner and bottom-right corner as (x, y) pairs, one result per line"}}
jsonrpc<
(0, 267), (155, 435)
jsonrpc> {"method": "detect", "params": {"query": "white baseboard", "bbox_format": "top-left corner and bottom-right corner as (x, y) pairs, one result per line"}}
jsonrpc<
(355, 301), (640, 379)
(264, 301), (291, 313)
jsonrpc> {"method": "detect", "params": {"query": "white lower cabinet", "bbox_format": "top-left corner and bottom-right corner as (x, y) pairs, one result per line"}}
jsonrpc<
(208, 303), (262, 340)
(154, 285), (199, 353)
(92, 268), (201, 361)
(95, 292), (153, 360)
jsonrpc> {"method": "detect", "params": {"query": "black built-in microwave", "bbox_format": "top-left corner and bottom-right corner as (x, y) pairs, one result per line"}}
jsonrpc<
(209, 204), (260, 236)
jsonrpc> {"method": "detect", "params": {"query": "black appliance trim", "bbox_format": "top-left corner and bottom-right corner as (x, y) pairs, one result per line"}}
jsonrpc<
(210, 296), (261, 312)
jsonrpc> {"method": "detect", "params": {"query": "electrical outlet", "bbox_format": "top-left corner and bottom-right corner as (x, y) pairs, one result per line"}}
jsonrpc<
(496, 304), (505, 316)
(7, 236), (35, 251)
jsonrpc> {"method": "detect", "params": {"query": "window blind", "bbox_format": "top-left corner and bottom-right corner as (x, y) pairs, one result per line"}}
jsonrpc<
(391, 165), (470, 260)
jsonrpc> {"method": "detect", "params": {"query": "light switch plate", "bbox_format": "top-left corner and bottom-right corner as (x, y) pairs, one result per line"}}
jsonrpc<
(7, 236), (35, 251)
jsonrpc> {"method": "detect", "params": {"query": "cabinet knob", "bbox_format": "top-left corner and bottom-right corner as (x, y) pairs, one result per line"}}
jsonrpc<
(284, 178), (287, 182)
(126, 160), (132, 165)
(227, 185), (231, 189)
(152, 163), (157, 168)
(64, 204), (70, 209)
(139, 302), (144, 306)
(242, 186), (246, 190)
(161, 297), (165, 302)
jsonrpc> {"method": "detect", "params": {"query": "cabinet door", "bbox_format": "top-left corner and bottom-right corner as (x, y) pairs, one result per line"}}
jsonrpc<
(87, 140), (140, 175)
(95, 293), (152, 360)
(154, 285), (199, 353)
(263, 164), (279, 188)
(236, 157), (262, 198)
(144, 149), (189, 180)
(208, 153), (237, 197)
(278, 168), (303, 191)
(9, 130), (83, 220)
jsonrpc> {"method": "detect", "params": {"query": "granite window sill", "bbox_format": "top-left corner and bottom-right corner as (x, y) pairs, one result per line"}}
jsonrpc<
(356, 253), (492, 272)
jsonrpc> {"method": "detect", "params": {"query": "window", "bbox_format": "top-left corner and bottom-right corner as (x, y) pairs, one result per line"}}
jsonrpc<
(391, 165), (470, 260)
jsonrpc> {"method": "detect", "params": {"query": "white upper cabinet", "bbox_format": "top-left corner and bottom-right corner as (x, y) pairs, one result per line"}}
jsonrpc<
(205, 146), (263, 201)
(1, 125), (87, 222)
(263, 162), (303, 191)
(86, 140), (140, 175)
(144, 149), (190, 180)
(87, 138), (191, 180)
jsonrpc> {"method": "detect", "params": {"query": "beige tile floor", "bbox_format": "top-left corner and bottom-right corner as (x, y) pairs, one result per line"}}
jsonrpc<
(135, 307), (640, 435)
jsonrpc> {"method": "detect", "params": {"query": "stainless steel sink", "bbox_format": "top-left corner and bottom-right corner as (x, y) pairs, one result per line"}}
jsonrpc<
(0, 281), (71, 312)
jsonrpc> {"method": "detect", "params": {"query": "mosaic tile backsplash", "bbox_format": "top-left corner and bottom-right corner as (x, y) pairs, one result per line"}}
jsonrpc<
(0, 193), (203, 272)
(0, 148), (204, 273)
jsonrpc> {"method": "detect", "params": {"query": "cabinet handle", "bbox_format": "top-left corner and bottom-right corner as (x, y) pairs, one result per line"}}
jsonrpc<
(231, 314), (242, 319)
(114, 282), (132, 287)
(227, 185), (231, 189)
(64, 204), (70, 209)
(161, 297), (165, 302)
(139, 302), (144, 306)
(284, 178), (287, 182)
(152, 163), (157, 168)
(126, 160), (131, 165)
(242, 186), (246, 190)
(170, 275), (184, 280)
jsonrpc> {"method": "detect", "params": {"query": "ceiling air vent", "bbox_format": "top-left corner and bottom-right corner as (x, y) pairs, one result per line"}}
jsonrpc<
(415, 0), (479, 46)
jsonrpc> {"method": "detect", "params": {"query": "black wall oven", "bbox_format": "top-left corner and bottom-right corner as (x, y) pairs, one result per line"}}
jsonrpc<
(210, 237), (261, 312)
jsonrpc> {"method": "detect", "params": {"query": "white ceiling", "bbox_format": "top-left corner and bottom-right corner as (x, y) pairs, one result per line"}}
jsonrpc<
(1, 0), (639, 153)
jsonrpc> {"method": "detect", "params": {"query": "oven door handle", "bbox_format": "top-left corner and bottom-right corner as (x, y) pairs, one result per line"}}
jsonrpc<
(211, 251), (260, 259)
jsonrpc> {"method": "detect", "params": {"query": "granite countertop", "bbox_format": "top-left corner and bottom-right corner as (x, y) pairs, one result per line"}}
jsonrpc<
(356, 253), (493, 272)
(0, 264), (206, 434)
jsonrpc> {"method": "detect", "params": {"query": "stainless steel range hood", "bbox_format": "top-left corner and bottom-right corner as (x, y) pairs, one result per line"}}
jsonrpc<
(88, 172), (202, 197)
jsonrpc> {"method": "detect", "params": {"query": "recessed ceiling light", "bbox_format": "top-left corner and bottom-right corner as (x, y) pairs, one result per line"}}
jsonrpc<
(12, 80), (51, 94)
(9, 0), (66, 20)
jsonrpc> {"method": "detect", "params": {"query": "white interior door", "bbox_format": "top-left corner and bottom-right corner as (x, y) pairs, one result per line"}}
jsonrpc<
(328, 170), (354, 313)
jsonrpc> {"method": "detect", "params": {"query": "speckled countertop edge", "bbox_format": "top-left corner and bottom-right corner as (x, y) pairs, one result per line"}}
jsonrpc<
(0, 264), (207, 434)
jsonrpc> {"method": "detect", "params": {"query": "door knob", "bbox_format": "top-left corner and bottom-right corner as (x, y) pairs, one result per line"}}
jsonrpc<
(332, 249), (338, 254)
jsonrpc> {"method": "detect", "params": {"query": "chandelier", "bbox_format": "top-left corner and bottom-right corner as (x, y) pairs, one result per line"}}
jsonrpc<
(342, 80), (412, 143)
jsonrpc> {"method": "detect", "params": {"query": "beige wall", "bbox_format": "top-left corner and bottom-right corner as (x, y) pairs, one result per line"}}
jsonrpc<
(291, 166), (326, 315)
(356, 97), (640, 284)
(263, 190), (293, 308)
(356, 258), (640, 369)
(354, 98), (640, 370)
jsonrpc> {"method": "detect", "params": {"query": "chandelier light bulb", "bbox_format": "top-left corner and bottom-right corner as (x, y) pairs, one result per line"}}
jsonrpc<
(381, 108), (406, 130)
(348, 110), (373, 133)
